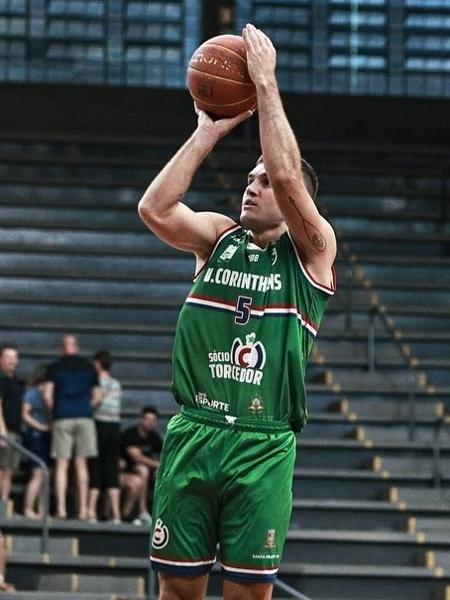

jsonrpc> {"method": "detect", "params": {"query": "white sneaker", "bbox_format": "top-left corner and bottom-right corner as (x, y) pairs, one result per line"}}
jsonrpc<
(133, 512), (152, 526)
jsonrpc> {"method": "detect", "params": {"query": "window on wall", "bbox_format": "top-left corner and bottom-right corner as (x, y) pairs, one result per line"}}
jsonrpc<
(328, 0), (387, 76)
(123, 0), (185, 86)
(251, 0), (311, 91)
(404, 1), (450, 75)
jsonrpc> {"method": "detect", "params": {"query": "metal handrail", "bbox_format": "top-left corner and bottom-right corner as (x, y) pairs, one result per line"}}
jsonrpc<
(275, 577), (313, 600)
(0, 434), (50, 554)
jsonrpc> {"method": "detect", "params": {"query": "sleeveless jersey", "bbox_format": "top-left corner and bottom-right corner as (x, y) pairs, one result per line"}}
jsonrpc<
(171, 224), (335, 431)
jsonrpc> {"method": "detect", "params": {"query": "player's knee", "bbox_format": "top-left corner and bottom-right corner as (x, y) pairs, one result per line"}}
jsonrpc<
(223, 579), (273, 600)
(159, 572), (208, 600)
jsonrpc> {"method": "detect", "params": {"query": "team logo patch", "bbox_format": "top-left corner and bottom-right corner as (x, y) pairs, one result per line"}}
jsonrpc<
(249, 398), (264, 413)
(152, 518), (169, 549)
(264, 529), (277, 549)
(231, 333), (266, 369)
(219, 244), (239, 261)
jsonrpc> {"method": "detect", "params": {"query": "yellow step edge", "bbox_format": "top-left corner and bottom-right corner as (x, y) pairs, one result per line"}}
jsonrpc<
(401, 344), (411, 357)
(71, 537), (79, 557)
(340, 399), (350, 415)
(389, 487), (399, 503)
(416, 532), (426, 544)
(408, 517), (417, 534)
(436, 402), (445, 418)
(372, 456), (382, 472)
(356, 426), (365, 442)
(425, 550), (435, 568)
(137, 576), (146, 596)
(445, 585), (450, 600)
(325, 370), (334, 385)
(71, 573), (78, 593)
(5, 535), (12, 554)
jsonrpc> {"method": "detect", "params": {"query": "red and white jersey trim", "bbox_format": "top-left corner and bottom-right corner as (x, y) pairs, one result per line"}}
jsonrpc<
(222, 561), (279, 575)
(150, 555), (216, 567)
(287, 231), (336, 296)
(186, 295), (319, 337)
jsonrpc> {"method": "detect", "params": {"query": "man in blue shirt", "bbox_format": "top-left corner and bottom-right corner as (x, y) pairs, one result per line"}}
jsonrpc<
(44, 335), (101, 519)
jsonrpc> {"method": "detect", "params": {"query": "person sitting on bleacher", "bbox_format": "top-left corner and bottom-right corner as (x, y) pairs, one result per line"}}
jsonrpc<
(119, 406), (163, 525)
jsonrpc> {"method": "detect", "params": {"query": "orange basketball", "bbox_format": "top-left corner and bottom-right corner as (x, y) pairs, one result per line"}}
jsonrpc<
(187, 34), (256, 118)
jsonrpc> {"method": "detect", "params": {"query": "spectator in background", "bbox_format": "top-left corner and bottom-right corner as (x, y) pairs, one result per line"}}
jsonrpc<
(0, 531), (15, 592)
(0, 344), (25, 504)
(22, 364), (51, 519)
(87, 350), (122, 523)
(44, 334), (101, 520)
(120, 406), (163, 525)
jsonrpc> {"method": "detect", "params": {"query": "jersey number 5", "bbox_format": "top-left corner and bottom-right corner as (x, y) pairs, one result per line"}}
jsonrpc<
(235, 295), (252, 325)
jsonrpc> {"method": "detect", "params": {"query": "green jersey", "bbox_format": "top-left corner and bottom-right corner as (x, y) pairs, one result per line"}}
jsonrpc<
(171, 224), (335, 431)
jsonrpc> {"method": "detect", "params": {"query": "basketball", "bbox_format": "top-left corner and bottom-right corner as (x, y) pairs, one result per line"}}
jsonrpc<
(187, 34), (256, 118)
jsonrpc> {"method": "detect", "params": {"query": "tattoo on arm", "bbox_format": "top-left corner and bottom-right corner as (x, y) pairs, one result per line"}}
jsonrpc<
(288, 196), (327, 252)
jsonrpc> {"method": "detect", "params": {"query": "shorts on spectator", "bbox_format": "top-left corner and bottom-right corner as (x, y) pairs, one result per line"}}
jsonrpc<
(0, 432), (22, 470)
(51, 418), (98, 460)
(23, 431), (52, 468)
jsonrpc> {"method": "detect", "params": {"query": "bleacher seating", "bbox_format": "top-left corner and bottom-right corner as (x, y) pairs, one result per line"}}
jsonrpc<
(0, 133), (449, 599)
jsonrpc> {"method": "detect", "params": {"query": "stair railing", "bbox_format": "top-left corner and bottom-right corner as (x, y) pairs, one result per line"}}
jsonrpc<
(0, 434), (50, 554)
(275, 577), (313, 599)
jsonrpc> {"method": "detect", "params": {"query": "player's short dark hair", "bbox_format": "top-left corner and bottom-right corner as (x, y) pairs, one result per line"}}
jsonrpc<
(141, 405), (159, 418)
(256, 154), (319, 200)
(94, 349), (112, 371)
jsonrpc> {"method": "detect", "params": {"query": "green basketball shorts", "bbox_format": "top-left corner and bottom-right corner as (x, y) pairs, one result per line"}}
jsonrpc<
(150, 407), (296, 583)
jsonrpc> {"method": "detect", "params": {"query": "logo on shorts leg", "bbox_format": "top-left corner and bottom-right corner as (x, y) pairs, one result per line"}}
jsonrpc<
(264, 529), (277, 549)
(152, 518), (169, 549)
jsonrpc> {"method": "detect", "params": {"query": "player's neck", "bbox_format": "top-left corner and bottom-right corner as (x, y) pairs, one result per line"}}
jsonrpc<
(249, 223), (287, 248)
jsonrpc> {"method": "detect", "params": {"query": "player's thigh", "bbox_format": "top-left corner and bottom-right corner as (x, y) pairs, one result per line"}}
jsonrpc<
(151, 415), (221, 573)
(223, 579), (273, 600)
(159, 572), (209, 600)
(219, 430), (295, 582)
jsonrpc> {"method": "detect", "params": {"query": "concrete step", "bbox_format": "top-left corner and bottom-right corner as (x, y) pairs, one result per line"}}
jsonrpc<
(272, 563), (446, 600)
(283, 529), (424, 566)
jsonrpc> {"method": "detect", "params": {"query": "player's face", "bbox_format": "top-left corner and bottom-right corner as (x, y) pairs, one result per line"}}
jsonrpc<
(240, 163), (284, 232)
(0, 348), (18, 376)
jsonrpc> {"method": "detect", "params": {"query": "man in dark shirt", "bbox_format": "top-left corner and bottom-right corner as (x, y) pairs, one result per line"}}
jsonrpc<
(0, 344), (25, 503)
(44, 334), (101, 519)
(120, 406), (163, 524)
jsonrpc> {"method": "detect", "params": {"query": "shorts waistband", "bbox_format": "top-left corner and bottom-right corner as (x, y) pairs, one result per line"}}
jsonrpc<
(180, 406), (292, 433)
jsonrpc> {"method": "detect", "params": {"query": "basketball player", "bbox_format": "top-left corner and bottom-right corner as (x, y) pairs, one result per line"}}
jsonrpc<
(138, 24), (336, 600)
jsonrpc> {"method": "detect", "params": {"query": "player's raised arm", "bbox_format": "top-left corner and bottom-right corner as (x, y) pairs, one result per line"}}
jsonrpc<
(243, 24), (336, 287)
(138, 107), (252, 263)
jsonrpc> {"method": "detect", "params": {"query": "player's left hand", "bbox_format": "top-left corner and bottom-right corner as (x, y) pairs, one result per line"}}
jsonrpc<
(194, 102), (253, 145)
(242, 24), (276, 86)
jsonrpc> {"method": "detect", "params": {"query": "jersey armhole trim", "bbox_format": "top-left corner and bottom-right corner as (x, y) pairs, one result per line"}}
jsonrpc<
(287, 231), (336, 296)
(193, 223), (241, 282)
